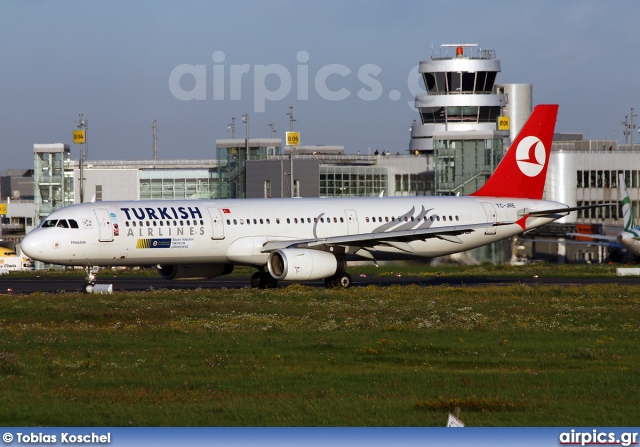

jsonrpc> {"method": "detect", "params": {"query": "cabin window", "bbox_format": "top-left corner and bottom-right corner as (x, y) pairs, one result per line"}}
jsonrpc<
(366, 217), (370, 223)
(233, 219), (237, 225)
(276, 218), (280, 224)
(246, 219), (251, 225)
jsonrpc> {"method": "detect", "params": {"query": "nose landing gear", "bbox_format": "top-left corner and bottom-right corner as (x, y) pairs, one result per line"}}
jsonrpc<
(82, 266), (100, 293)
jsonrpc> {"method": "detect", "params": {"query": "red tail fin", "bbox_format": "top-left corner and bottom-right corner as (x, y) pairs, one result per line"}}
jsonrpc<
(471, 104), (559, 199)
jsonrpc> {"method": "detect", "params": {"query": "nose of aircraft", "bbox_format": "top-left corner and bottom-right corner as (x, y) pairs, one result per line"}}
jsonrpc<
(21, 229), (47, 261)
(617, 232), (634, 251)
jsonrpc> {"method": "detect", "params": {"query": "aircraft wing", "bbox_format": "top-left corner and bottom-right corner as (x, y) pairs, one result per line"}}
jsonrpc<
(261, 221), (511, 254)
(565, 233), (619, 243)
(520, 236), (622, 248)
(519, 203), (616, 218)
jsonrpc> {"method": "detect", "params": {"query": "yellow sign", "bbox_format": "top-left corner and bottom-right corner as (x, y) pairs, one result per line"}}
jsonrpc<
(73, 129), (85, 144)
(286, 131), (300, 146)
(497, 116), (510, 131)
(0, 204), (6, 215)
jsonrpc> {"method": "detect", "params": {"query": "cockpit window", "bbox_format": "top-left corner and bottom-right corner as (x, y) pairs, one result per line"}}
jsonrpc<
(41, 219), (79, 229)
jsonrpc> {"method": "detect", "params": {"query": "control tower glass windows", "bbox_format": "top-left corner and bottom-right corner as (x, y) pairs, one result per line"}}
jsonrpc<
(423, 72), (446, 93)
(478, 106), (501, 122)
(421, 106), (501, 124)
(475, 72), (497, 93)
(420, 107), (446, 124)
(424, 71), (498, 94)
(461, 72), (475, 92)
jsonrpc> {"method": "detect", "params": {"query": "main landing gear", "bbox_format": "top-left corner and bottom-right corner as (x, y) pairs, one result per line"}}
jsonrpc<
(250, 269), (279, 289)
(82, 266), (100, 293)
(324, 272), (352, 289)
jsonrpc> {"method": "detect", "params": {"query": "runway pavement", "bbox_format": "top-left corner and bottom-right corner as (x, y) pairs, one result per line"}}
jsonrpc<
(0, 272), (638, 294)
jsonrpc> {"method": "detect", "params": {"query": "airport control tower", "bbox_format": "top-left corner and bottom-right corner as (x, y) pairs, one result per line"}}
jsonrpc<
(410, 44), (513, 196)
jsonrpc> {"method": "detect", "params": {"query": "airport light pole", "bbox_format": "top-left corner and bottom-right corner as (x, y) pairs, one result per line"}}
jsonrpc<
(630, 108), (637, 148)
(242, 114), (249, 161)
(286, 106), (296, 198)
(228, 116), (235, 138)
(75, 114), (88, 203)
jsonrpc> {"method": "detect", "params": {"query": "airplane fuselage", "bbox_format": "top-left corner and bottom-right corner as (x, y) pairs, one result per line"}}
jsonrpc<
(22, 195), (563, 267)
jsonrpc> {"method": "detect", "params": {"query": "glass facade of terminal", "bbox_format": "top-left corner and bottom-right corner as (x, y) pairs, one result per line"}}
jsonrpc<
(434, 138), (504, 195)
(319, 166), (388, 197)
(139, 169), (219, 200)
(33, 145), (74, 223)
(216, 140), (281, 198)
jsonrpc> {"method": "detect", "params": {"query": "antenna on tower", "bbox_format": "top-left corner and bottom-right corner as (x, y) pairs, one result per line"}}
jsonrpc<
(153, 119), (157, 163)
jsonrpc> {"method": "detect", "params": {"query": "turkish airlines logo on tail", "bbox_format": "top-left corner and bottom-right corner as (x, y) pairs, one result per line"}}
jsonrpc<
(515, 136), (546, 177)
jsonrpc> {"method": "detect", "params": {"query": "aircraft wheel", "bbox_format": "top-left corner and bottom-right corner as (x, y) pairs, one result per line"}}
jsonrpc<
(336, 273), (352, 289)
(83, 282), (95, 294)
(250, 272), (261, 288)
(324, 277), (335, 288)
(262, 273), (278, 289)
(260, 272), (278, 289)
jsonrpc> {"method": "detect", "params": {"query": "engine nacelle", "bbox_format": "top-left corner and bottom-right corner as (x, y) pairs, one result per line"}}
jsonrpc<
(267, 248), (340, 281)
(157, 263), (234, 280)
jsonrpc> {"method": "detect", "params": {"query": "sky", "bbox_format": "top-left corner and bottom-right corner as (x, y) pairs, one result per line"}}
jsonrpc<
(1, 0), (639, 174)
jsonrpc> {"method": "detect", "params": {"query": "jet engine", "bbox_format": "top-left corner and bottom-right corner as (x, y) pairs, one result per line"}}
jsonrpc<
(157, 263), (234, 280)
(267, 248), (342, 281)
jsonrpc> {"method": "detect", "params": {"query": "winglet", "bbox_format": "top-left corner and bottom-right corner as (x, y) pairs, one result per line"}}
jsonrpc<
(470, 104), (559, 200)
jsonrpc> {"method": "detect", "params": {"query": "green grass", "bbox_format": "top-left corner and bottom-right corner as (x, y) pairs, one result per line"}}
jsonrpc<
(1, 283), (639, 426)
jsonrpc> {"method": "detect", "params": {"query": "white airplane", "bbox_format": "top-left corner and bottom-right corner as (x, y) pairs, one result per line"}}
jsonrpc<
(22, 104), (586, 292)
(567, 173), (640, 258)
